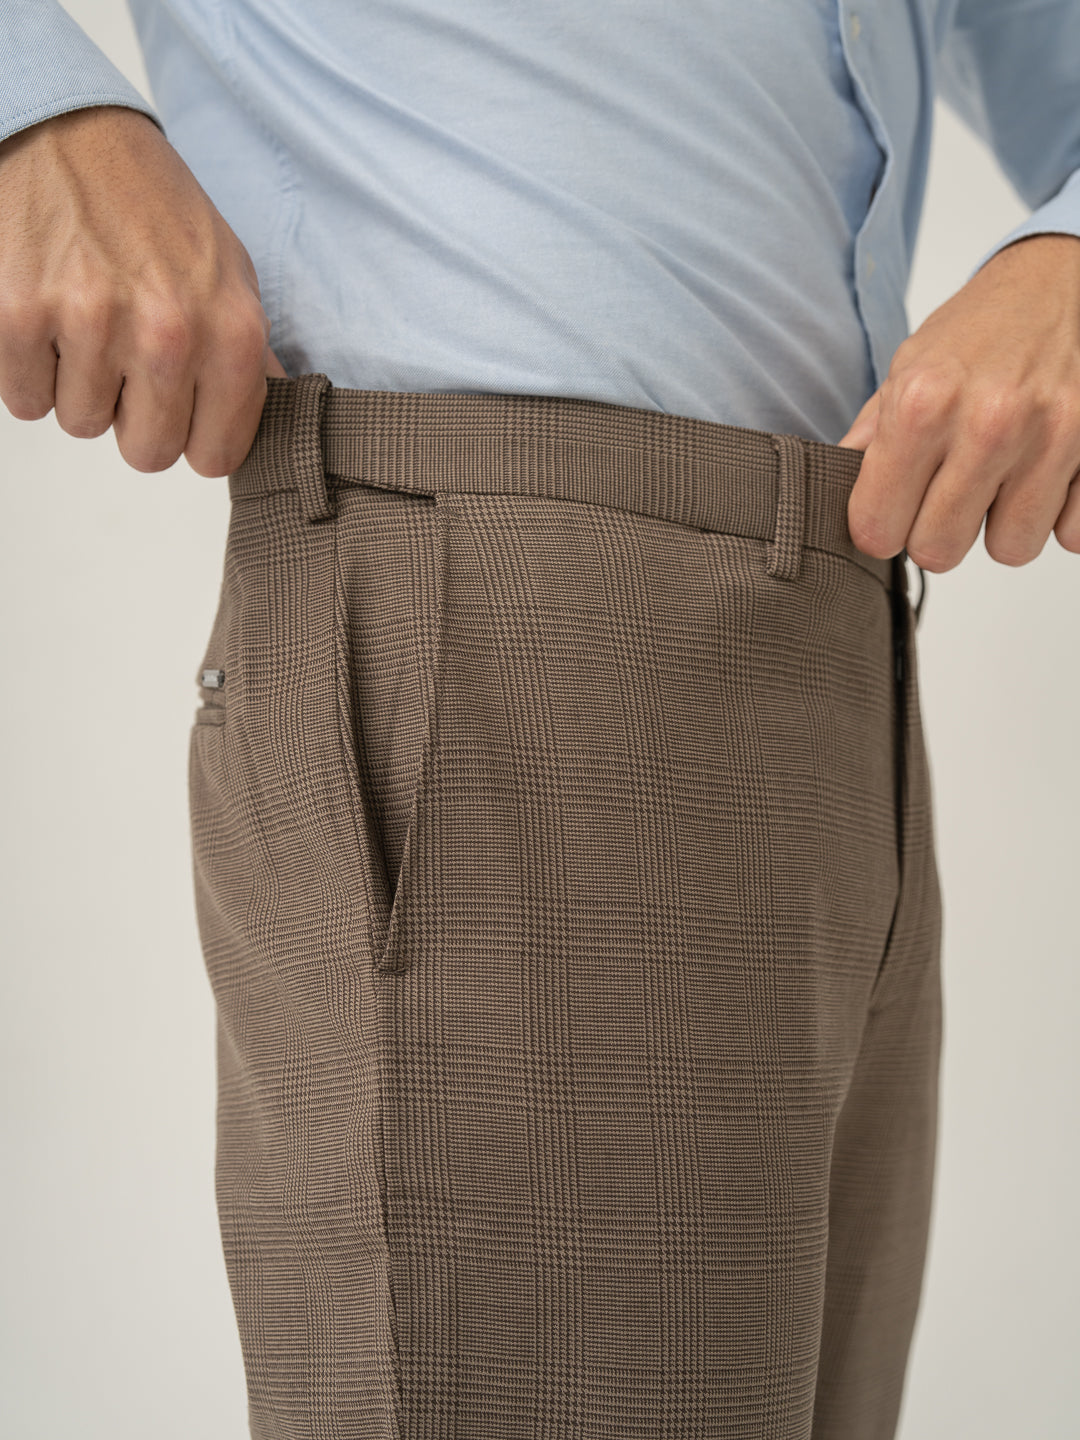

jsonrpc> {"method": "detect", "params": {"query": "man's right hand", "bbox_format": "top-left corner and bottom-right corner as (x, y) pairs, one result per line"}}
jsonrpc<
(0, 104), (287, 477)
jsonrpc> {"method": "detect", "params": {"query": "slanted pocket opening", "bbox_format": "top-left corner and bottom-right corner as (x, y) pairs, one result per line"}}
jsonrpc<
(331, 484), (449, 974)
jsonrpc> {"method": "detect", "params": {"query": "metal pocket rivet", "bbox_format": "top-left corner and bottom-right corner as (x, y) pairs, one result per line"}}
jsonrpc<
(201, 669), (226, 689)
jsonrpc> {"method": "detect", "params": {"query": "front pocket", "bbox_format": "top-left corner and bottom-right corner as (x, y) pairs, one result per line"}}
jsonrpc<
(187, 479), (445, 977)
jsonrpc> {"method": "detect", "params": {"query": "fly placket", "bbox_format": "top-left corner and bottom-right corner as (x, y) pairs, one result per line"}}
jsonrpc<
(889, 549), (925, 879)
(892, 553), (929, 685)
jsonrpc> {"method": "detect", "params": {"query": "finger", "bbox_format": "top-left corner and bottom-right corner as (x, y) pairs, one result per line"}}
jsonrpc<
(983, 454), (1077, 567)
(52, 316), (125, 439)
(847, 373), (955, 556)
(907, 403), (1075, 570)
(903, 443), (1033, 571)
(184, 341), (270, 478)
(1053, 470), (1080, 554)
(183, 369), (266, 477)
(0, 309), (59, 421)
(837, 389), (880, 450)
(111, 356), (197, 474)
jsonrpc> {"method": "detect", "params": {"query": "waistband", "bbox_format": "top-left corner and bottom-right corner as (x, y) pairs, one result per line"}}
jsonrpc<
(230, 372), (918, 605)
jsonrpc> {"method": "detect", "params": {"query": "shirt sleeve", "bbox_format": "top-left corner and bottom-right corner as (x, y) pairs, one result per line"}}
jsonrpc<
(0, 0), (165, 147)
(935, 0), (1080, 281)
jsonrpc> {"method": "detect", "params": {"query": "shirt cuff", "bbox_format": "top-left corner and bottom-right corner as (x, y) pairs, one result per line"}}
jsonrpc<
(964, 166), (1080, 282)
(0, 0), (164, 147)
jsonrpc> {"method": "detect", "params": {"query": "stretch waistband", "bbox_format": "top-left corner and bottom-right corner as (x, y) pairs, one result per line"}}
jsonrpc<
(230, 373), (910, 600)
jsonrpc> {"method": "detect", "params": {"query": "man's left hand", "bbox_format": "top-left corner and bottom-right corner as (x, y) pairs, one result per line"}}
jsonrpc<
(838, 232), (1080, 571)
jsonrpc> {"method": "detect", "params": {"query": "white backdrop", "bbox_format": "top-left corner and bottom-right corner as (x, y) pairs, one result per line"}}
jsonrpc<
(1, 4), (1077, 1437)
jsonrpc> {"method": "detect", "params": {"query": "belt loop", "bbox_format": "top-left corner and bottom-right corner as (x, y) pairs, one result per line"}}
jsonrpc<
(288, 372), (334, 523)
(766, 432), (806, 581)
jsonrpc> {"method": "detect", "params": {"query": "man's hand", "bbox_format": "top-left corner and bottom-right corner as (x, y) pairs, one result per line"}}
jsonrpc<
(0, 104), (288, 478)
(838, 232), (1080, 571)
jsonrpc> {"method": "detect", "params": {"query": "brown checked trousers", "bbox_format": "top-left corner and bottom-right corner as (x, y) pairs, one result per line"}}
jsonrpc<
(188, 371), (941, 1440)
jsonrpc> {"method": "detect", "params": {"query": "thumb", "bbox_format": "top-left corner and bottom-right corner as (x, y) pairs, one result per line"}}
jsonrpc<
(837, 389), (881, 451)
(266, 345), (289, 379)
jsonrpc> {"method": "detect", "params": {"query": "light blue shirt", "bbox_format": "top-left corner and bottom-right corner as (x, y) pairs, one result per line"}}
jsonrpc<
(3, 0), (1079, 443)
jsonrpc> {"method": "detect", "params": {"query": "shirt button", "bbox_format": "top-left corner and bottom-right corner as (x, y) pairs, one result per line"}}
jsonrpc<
(866, 253), (876, 277)
(851, 13), (862, 40)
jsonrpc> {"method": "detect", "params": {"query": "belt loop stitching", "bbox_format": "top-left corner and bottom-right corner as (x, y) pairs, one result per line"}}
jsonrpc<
(767, 433), (805, 581)
(292, 372), (334, 523)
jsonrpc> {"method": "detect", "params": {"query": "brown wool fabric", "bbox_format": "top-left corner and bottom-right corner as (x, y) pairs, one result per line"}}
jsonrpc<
(188, 373), (942, 1440)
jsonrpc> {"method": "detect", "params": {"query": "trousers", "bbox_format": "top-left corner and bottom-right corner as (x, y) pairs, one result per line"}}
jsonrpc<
(188, 372), (941, 1440)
